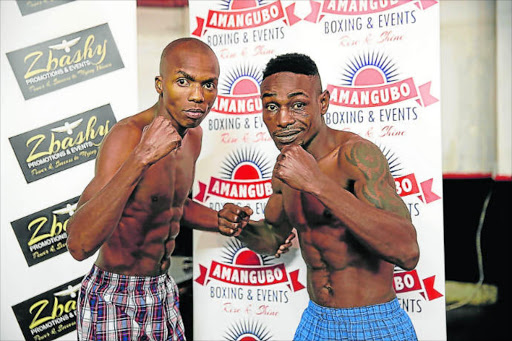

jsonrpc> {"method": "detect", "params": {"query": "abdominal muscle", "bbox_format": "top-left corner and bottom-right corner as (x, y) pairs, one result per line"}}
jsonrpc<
(298, 224), (396, 308)
(95, 203), (182, 277)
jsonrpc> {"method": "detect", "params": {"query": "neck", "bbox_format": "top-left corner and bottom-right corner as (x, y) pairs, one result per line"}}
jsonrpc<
(302, 124), (337, 160)
(154, 100), (188, 138)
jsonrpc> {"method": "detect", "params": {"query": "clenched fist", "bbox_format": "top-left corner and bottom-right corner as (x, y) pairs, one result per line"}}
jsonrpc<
(273, 145), (321, 192)
(218, 203), (253, 237)
(136, 116), (182, 165)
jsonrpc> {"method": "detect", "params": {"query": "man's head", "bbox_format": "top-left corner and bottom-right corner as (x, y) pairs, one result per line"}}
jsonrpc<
(155, 38), (220, 133)
(260, 53), (329, 150)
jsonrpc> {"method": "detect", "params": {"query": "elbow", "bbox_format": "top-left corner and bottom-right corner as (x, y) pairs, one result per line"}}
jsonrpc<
(66, 238), (89, 261)
(399, 243), (420, 271)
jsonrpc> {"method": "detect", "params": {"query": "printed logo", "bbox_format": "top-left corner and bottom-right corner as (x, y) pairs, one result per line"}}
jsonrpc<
(11, 196), (79, 267)
(16, 0), (75, 16)
(224, 320), (272, 341)
(327, 52), (438, 109)
(196, 239), (304, 291)
(305, 0), (437, 23)
(12, 277), (82, 341)
(192, 0), (301, 39)
(9, 104), (116, 183)
(194, 148), (273, 205)
(6, 23), (124, 99)
(382, 145), (441, 205)
(394, 269), (443, 302)
(212, 64), (262, 116)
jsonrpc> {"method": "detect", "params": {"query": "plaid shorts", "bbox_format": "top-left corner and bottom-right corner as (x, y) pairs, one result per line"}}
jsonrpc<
(77, 265), (186, 341)
(294, 298), (417, 341)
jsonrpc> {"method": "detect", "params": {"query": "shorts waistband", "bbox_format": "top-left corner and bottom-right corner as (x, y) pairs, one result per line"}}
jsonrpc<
(87, 264), (170, 287)
(307, 298), (401, 322)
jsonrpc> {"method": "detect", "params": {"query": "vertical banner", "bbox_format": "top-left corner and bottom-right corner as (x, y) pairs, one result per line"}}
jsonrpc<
(0, 1), (138, 340)
(190, 0), (445, 340)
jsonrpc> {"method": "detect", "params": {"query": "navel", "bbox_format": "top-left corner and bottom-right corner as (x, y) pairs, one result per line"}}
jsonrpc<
(324, 283), (334, 295)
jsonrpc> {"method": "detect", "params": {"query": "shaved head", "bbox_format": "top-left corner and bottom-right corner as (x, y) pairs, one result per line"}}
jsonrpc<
(159, 38), (218, 76)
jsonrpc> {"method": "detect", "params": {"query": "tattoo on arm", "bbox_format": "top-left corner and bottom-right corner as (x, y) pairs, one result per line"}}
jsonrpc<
(345, 142), (409, 217)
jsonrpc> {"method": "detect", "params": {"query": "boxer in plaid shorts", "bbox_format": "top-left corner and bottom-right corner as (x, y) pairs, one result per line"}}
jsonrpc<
(219, 53), (419, 340)
(67, 38), (293, 341)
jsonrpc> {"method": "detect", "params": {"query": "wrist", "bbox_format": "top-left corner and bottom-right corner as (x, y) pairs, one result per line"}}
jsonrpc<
(132, 146), (153, 168)
(308, 177), (328, 197)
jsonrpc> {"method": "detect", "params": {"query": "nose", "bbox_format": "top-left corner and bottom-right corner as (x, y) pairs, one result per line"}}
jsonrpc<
(277, 107), (294, 128)
(189, 84), (204, 103)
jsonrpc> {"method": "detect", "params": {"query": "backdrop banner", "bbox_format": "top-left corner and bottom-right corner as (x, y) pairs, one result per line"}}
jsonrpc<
(189, 1), (446, 340)
(0, 1), (138, 340)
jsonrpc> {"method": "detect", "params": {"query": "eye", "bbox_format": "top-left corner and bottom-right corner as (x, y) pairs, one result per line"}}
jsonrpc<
(203, 82), (216, 90)
(177, 78), (189, 86)
(292, 102), (305, 110)
(265, 103), (278, 112)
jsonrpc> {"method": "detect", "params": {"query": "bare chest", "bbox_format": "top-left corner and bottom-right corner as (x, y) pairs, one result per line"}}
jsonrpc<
(281, 159), (352, 229)
(132, 151), (195, 213)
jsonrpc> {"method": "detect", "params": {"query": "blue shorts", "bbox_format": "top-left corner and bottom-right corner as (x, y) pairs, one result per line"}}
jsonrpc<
(294, 298), (417, 341)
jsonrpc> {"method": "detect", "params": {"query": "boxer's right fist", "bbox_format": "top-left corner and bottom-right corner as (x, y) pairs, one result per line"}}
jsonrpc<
(218, 203), (253, 237)
(137, 116), (182, 165)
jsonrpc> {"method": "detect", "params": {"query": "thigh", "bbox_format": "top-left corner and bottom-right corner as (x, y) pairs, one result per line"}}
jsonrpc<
(76, 281), (134, 341)
(163, 277), (186, 341)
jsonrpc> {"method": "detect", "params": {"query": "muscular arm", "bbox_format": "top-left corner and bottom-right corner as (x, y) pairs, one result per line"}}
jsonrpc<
(236, 190), (293, 255)
(181, 198), (219, 232)
(66, 116), (180, 261)
(311, 141), (419, 270)
(66, 124), (145, 260)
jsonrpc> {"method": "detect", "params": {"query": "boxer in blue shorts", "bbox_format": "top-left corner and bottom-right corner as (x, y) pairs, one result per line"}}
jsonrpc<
(219, 53), (419, 340)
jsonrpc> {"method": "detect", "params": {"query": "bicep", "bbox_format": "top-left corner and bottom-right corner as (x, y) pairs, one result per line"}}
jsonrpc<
(77, 124), (139, 208)
(355, 177), (410, 219)
(344, 140), (411, 219)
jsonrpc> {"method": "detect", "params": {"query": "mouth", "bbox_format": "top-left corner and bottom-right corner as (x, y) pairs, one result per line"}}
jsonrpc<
(273, 129), (302, 144)
(184, 109), (205, 119)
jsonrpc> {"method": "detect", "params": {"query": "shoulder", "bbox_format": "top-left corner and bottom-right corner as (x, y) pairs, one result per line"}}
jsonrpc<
(100, 116), (142, 152)
(336, 132), (388, 180)
(95, 112), (149, 169)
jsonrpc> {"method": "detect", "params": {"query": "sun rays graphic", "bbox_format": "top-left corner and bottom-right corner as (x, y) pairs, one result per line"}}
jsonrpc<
(220, 148), (273, 180)
(380, 145), (404, 178)
(341, 52), (400, 86)
(224, 319), (273, 341)
(221, 238), (274, 266)
(221, 64), (262, 95)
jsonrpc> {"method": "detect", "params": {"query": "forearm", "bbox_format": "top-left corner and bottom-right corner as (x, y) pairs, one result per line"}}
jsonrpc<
(237, 219), (291, 256)
(66, 154), (148, 260)
(310, 178), (418, 269)
(181, 199), (219, 232)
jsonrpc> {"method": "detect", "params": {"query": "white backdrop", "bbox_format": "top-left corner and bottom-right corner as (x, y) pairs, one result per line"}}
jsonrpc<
(190, 1), (446, 340)
(0, 1), (138, 340)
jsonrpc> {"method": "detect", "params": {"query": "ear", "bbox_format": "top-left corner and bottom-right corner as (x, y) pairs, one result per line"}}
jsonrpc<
(155, 76), (163, 94)
(320, 90), (330, 115)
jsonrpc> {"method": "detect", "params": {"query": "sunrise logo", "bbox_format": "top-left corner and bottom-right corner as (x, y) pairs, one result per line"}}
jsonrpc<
(195, 239), (305, 291)
(304, 0), (438, 24)
(221, 239), (273, 267)
(224, 319), (272, 341)
(192, 0), (301, 36)
(194, 148), (273, 202)
(212, 65), (263, 115)
(327, 52), (438, 108)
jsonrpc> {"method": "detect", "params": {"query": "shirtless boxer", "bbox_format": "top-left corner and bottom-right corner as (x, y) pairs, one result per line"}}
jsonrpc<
(218, 53), (420, 340)
(66, 38), (291, 341)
